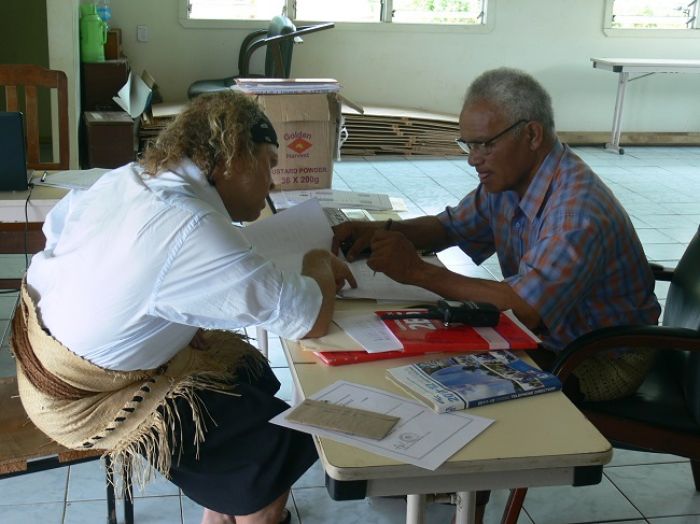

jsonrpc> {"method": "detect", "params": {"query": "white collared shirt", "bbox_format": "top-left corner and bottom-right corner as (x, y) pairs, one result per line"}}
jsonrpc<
(26, 159), (322, 371)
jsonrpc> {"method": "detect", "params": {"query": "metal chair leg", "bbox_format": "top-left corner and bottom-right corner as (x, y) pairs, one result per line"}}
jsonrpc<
(123, 459), (134, 524)
(104, 456), (117, 524)
(501, 488), (527, 524)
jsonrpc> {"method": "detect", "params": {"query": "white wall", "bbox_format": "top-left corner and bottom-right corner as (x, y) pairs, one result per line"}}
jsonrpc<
(46, 0), (81, 168)
(106, 1), (700, 132)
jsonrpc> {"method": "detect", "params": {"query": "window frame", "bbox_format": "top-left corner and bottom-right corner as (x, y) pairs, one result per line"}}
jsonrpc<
(603, 0), (700, 38)
(178, 0), (496, 34)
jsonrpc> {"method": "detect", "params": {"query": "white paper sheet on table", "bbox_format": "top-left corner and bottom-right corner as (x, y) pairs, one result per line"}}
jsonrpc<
(269, 189), (394, 211)
(271, 380), (494, 470)
(339, 257), (442, 302)
(332, 310), (402, 353)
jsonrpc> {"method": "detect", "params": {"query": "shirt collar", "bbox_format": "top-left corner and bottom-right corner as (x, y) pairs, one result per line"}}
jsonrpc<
(164, 158), (230, 218)
(517, 139), (564, 222)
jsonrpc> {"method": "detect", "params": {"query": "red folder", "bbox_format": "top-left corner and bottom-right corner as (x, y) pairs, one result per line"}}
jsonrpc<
(313, 310), (540, 366)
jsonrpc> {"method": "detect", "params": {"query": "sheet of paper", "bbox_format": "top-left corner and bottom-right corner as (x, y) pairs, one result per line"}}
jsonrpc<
(299, 321), (361, 352)
(241, 199), (333, 273)
(339, 258), (442, 302)
(113, 71), (152, 118)
(333, 310), (403, 353)
(271, 380), (494, 471)
(270, 189), (394, 211)
(31, 168), (109, 190)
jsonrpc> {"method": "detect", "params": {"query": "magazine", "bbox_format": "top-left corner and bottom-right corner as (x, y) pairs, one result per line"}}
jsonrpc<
(386, 350), (561, 413)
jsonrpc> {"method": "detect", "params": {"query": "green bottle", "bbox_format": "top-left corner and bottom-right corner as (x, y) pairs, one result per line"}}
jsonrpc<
(80, 4), (108, 62)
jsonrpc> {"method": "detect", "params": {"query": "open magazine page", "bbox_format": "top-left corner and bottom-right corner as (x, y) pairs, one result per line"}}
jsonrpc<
(386, 350), (561, 413)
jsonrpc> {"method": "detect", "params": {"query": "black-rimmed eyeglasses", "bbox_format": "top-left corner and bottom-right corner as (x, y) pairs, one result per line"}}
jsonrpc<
(455, 119), (528, 156)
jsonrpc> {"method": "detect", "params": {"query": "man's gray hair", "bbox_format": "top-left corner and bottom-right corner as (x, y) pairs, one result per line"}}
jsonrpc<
(464, 68), (556, 136)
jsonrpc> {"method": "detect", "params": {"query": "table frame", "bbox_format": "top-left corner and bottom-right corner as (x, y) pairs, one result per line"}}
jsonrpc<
(283, 307), (612, 524)
(591, 57), (700, 154)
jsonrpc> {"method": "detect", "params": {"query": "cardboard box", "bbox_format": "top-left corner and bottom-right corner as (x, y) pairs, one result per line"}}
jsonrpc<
(84, 111), (136, 168)
(236, 79), (345, 190)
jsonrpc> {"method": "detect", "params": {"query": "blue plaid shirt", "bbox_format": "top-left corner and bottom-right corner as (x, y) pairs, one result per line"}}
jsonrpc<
(437, 140), (660, 351)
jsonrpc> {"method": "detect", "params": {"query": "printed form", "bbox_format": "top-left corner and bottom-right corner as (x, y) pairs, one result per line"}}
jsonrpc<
(271, 380), (494, 470)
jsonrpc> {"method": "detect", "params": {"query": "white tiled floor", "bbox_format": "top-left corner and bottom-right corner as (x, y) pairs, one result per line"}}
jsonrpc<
(1, 145), (699, 523)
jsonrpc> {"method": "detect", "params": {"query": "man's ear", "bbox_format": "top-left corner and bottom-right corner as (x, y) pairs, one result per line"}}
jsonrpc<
(525, 121), (545, 151)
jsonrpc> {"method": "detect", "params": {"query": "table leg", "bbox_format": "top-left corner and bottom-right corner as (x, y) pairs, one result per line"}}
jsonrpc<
(406, 494), (427, 524)
(606, 71), (629, 154)
(454, 491), (476, 524)
(255, 326), (268, 358)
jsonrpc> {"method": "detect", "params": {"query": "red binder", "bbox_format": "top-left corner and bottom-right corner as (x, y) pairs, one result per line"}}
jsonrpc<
(313, 310), (540, 366)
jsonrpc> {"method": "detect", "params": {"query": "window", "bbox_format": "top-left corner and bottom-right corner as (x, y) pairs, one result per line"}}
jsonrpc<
(184, 0), (487, 26)
(606, 0), (699, 30)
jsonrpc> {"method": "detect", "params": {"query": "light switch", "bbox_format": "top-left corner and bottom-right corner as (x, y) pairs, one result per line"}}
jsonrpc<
(136, 25), (149, 43)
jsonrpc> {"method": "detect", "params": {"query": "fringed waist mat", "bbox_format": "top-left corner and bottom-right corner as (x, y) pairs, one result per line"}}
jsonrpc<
(11, 283), (266, 482)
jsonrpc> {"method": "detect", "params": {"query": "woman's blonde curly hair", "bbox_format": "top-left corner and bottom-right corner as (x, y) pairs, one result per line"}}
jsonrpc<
(140, 90), (267, 179)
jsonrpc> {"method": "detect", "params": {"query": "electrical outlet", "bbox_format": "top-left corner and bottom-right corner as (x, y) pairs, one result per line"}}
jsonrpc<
(136, 25), (149, 43)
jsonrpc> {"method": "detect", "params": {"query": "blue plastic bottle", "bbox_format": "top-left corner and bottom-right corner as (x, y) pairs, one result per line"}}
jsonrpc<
(96, 0), (112, 25)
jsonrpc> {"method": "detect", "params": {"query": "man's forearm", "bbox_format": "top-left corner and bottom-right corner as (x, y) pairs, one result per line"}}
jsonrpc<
(409, 263), (542, 329)
(391, 216), (451, 252)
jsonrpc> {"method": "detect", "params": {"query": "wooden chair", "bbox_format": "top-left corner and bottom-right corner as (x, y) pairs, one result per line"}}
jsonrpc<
(0, 63), (70, 171)
(0, 376), (134, 523)
(0, 64), (70, 290)
(501, 225), (700, 523)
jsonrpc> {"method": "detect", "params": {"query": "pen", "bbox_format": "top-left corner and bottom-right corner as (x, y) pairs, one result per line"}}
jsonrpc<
(41, 171), (48, 183)
(373, 219), (393, 276)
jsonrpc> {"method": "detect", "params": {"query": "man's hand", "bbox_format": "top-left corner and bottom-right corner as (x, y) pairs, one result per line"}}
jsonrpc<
(332, 221), (384, 261)
(367, 230), (427, 285)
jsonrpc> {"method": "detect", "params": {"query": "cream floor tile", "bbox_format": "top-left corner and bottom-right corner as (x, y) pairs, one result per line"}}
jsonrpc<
(64, 495), (182, 523)
(0, 468), (68, 505)
(0, 502), (64, 524)
(649, 517), (700, 523)
(292, 487), (456, 524)
(605, 462), (700, 518)
(522, 475), (643, 524)
(607, 448), (688, 467)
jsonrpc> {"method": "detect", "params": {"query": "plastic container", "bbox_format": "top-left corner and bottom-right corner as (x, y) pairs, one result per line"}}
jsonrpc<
(80, 4), (108, 62)
(96, 0), (112, 24)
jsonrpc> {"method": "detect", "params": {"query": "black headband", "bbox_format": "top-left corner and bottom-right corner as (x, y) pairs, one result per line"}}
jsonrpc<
(251, 112), (278, 147)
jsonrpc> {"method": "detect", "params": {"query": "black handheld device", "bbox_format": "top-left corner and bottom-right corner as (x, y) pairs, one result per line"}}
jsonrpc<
(435, 300), (500, 327)
(379, 300), (500, 327)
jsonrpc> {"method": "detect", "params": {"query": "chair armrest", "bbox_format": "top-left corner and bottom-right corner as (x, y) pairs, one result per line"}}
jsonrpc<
(650, 262), (674, 282)
(551, 325), (700, 382)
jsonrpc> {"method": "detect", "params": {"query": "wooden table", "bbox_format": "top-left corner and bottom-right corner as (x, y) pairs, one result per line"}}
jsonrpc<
(591, 57), (700, 154)
(282, 300), (612, 524)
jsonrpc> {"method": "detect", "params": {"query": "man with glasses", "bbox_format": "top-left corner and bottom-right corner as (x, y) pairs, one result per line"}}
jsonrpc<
(334, 67), (660, 521)
(335, 66), (659, 393)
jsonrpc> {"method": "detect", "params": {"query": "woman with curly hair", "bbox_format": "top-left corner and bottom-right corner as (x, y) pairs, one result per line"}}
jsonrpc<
(14, 90), (355, 524)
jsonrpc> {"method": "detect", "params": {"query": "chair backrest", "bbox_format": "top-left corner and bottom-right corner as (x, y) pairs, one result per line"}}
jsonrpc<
(0, 64), (70, 171)
(264, 15), (297, 78)
(663, 225), (700, 422)
(663, 225), (700, 330)
(237, 18), (334, 79)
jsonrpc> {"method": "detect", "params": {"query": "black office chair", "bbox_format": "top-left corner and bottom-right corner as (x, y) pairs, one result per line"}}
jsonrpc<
(501, 225), (700, 523)
(187, 15), (334, 99)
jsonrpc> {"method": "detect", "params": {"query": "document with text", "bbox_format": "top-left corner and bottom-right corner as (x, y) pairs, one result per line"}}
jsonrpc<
(271, 380), (494, 470)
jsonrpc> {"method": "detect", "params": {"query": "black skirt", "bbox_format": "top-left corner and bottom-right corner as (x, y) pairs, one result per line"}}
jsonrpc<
(163, 361), (318, 516)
